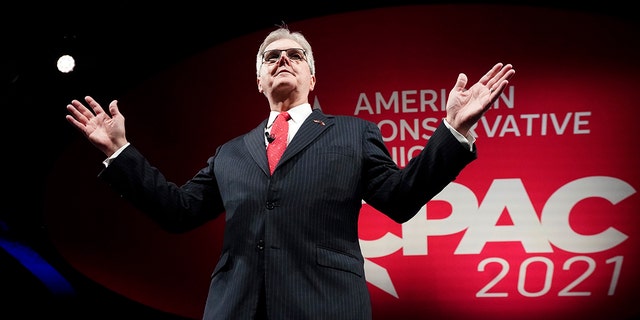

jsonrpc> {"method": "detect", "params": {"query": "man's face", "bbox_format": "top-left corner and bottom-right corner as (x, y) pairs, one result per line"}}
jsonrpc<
(257, 39), (316, 99)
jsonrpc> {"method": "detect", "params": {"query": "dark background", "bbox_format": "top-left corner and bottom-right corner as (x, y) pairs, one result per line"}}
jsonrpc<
(1, 1), (635, 319)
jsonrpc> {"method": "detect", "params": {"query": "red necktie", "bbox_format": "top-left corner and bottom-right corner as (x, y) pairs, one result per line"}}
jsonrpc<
(267, 111), (290, 174)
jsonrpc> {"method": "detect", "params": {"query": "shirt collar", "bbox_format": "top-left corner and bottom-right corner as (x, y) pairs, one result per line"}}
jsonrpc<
(268, 103), (312, 127)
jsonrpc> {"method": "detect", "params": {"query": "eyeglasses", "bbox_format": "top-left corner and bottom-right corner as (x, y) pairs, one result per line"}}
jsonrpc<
(262, 48), (307, 65)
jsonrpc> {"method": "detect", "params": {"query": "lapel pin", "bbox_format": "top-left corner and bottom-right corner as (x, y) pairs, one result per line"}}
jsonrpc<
(313, 119), (325, 126)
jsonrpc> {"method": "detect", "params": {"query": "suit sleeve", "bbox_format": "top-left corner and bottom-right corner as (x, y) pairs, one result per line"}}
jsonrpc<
(98, 145), (225, 233)
(363, 121), (477, 223)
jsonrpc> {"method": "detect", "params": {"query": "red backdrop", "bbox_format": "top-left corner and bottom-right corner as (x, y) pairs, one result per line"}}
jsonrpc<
(46, 4), (639, 319)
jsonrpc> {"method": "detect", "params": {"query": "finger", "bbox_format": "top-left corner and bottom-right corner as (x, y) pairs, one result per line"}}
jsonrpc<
(487, 64), (515, 93)
(65, 113), (81, 127)
(499, 64), (515, 83)
(479, 63), (503, 87)
(491, 80), (509, 98)
(493, 64), (514, 82)
(84, 96), (106, 115)
(66, 102), (84, 120)
(67, 99), (92, 123)
(488, 76), (513, 102)
(65, 106), (90, 135)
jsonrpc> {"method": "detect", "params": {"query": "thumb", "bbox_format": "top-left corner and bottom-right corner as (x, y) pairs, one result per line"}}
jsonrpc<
(453, 73), (468, 91)
(108, 100), (120, 117)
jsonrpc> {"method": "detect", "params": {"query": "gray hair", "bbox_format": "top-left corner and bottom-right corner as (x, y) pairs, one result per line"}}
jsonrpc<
(255, 27), (315, 77)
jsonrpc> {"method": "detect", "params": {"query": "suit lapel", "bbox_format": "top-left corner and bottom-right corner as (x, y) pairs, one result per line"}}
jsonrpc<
(280, 109), (333, 164)
(245, 119), (270, 175)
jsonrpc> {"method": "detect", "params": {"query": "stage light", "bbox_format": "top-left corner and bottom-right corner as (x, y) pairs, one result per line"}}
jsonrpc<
(56, 54), (75, 73)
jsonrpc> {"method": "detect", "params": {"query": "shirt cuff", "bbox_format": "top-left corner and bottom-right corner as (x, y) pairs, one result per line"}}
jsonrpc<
(103, 142), (131, 167)
(443, 119), (475, 152)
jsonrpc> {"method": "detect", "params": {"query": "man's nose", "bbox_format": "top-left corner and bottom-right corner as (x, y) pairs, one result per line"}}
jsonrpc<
(276, 52), (291, 65)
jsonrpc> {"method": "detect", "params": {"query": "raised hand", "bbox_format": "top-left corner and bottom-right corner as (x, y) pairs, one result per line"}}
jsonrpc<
(445, 63), (515, 136)
(65, 96), (128, 156)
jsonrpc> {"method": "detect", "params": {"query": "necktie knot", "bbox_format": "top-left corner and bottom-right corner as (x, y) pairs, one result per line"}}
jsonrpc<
(267, 112), (290, 174)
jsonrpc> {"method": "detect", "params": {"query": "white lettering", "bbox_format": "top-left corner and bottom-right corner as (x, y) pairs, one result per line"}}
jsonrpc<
(541, 176), (632, 253)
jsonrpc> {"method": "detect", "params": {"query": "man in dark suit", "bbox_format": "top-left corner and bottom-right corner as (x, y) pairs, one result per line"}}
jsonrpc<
(66, 26), (514, 319)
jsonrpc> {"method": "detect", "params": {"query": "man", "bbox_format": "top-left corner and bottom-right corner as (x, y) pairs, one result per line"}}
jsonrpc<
(66, 26), (514, 319)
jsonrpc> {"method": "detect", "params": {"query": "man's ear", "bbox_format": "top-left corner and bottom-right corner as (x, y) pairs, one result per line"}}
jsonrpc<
(257, 77), (263, 93)
(309, 75), (317, 92)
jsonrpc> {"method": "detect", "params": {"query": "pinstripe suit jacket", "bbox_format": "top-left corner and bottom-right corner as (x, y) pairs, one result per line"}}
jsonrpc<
(99, 108), (477, 320)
